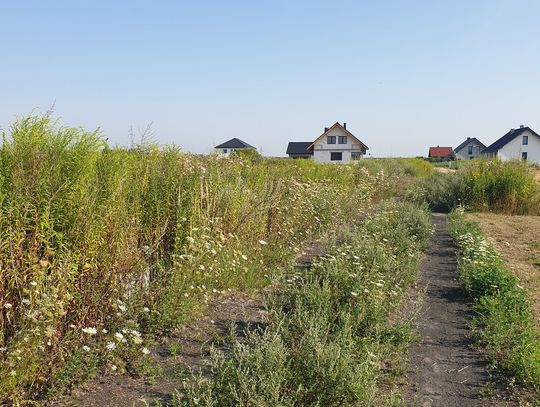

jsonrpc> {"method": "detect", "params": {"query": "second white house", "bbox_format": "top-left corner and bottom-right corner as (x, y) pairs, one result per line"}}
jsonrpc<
(286, 122), (369, 164)
(482, 125), (540, 164)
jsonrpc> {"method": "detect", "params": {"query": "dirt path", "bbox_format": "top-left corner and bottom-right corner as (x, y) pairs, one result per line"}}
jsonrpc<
(405, 213), (515, 406)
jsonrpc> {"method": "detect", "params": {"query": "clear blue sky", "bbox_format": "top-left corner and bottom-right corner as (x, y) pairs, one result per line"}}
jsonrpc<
(1, 0), (539, 157)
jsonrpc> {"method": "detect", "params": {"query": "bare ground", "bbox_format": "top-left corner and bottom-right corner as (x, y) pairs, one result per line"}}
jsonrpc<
(405, 214), (516, 406)
(469, 212), (540, 324)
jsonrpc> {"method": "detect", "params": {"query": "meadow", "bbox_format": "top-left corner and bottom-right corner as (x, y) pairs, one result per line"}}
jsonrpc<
(0, 115), (432, 403)
(3, 113), (540, 405)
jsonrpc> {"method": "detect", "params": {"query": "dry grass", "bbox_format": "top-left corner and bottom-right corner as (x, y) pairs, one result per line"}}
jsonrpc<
(468, 213), (540, 324)
(534, 168), (540, 183)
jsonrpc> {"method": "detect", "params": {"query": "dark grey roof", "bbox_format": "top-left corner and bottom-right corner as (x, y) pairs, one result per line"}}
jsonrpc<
(483, 127), (540, 153)
(286, 142), (313, 155)
(454, 137), (486, 153)
(215, 138), (255, 149)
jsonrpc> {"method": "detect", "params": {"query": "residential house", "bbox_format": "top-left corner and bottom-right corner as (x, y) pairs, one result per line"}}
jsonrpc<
(454, 137), (486, 160)
(214, 138), (256, 156)
(286, 142), (313, 159)
(482, 125), (540, 164)
(287, 122), (368, 163)
(428, 146), (454, 161)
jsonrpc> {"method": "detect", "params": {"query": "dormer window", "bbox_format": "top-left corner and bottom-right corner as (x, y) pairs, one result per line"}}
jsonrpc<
(327, 136), (336, 144)
(338, 136), (347, 144)
(523, 135), (529, 145)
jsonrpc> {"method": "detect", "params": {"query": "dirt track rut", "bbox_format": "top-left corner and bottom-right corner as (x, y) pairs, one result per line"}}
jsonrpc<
(406, 213), (515, 406)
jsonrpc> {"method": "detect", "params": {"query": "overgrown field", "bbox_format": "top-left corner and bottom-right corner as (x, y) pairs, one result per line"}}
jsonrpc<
(177, 201), (432, 406)
(410, 159), (540, 214)
(449, 210), (540, 391)
(0, 115), (432, 403)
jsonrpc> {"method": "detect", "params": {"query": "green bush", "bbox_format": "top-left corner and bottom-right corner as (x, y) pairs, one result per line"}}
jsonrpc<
(409, 159), (540, 214)
(178, 201), (432, 406)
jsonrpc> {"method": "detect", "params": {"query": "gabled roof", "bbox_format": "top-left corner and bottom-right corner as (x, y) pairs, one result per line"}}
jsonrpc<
(215, 138), (255, 149)
(307, 122), (369, 151)
(454, 137), (486, 153)
(286, 142), (313, 155)
(483, 127), (540, 153)
(428, 146), (453, 158)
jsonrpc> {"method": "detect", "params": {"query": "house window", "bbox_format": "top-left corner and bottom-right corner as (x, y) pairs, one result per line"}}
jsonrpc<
(351, 152), (362, 160)
(523, 135), (529, 145)
(222, 149), (228, 153)
(468, 145), (473, 155)
(522, 152), (528, 160)
(330, 152), (342, 161)
(327, 136), (336, 144)
(338, 136), (347, 144)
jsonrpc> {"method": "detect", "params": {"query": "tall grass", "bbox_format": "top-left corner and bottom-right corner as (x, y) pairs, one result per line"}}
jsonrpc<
(177, 201), (432, 406)
(0, 114), (430, 403)
(408, 159), (540, 214)
(448, 210), (540, 391)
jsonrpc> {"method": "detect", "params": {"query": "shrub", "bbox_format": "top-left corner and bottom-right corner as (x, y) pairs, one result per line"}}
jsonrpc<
(410, 159), (540, 214)
(177, 201), (432, 406)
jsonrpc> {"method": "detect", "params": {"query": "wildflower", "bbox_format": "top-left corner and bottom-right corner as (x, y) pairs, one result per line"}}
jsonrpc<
(241, 254), (248, 261)
(102, 329), (108, 334)
(106, 341), (116, 350)
(258, 240), (267, 245)
(22, 299), (30, 305)
(133, 336), (143, 345)
(4, 303), (12, 309)
(10, 370), (16, 377)
(118, 304), (127, 312)
(82, 327), (97, 335)
(82, 345), (91, 352)
(111, 364), (118, 371)
(115, 332), (124, 341)
(30, 281), (37, 287)
(143, 307), (150, 313)
(142, 347), (150, 355)
(186, 236), (195, 243)
(199, 265), (205, 271)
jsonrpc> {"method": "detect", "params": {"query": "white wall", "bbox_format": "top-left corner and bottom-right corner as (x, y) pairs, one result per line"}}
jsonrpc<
(455, 139), (484, 160)
(214, 147), (253, 157)
(312, 126), (365, 164)
(496, 130), (540, 164)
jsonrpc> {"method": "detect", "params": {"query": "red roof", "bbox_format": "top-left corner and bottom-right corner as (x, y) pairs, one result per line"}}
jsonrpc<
(428, 146), (453, 158)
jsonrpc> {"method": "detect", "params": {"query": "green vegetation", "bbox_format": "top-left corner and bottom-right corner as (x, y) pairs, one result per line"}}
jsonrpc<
(410, 159), (540, 214)
(448, 210), (540, 391)
(177, 201), (432, 406)
(0, 114), (433, 403)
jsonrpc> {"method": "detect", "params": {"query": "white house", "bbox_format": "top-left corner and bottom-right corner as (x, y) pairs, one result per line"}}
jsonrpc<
(454, 137), (486, 160)
(286, 122), (368, 163)
(482, 126), (540, 164)
(214, 138), (256, 156)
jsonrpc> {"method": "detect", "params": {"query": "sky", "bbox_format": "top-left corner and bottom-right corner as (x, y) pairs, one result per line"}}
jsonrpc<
(1, 0), (539, 157)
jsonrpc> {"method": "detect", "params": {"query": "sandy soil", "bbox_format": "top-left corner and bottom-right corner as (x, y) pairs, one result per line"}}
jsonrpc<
(469, 213), (540, 324)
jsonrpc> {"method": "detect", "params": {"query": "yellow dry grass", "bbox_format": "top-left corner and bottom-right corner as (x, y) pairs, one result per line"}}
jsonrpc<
(468, 213), (540, 324)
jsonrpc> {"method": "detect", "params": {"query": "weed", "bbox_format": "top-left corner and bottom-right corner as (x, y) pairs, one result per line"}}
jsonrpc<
(448, 210), (540, 391)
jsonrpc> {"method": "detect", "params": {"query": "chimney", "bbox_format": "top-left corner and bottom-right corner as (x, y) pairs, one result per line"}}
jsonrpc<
(324, 127), (329, 132)
(343, 122), (347, 129)
(520, 124), (525, 128)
